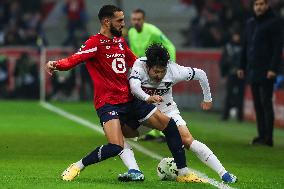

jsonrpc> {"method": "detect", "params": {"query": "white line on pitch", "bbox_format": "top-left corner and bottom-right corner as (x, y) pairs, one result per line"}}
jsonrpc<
(40, 102), (236, 189)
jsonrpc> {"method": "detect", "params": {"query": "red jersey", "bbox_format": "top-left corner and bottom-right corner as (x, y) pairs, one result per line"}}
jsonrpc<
(55, 33), (137, 109)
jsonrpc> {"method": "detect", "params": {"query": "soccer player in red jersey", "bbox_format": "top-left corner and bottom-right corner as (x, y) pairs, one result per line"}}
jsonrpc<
(46, 5), (203, 183)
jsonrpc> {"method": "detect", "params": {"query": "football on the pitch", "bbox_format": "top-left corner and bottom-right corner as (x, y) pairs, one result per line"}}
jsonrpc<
(157, 157), (178, 180)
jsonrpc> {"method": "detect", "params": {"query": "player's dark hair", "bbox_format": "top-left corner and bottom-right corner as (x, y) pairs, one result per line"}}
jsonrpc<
(132, 8), (145, 18)
(252, 0), (268, 4)
(145, 44), (170, 69)
(98, 5), (122, 21)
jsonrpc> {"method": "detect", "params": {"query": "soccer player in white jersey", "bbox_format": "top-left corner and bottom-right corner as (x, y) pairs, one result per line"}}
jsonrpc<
(118, 44), (237, 183)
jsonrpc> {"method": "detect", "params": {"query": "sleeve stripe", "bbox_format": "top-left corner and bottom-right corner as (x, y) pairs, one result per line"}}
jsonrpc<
(129, 76), (141, 80)
(190, 67), (195, 80)
(76, 47), (97, 55)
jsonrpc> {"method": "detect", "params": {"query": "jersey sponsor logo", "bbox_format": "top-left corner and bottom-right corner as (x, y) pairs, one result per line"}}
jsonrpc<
(106, 53), (125, 59)
(142, 86), (170, 96)
(100, 39), (111, 43)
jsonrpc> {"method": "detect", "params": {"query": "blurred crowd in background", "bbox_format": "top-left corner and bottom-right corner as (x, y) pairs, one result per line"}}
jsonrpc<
(0, 0), (47, 46)
(0, 0), (283, 105)
(1, 0), (283, 48)
(179, 0), (284, 47)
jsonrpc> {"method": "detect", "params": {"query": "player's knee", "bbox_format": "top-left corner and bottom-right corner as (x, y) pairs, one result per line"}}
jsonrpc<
(148, 110), (170, 131)
(122, 125), (139, 138)
(162, 118), (177, 134)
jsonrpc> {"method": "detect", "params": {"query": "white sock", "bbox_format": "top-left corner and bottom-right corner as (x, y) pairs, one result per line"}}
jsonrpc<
(75, 159), (85, 170)
(119, 141), (140, 171)
(190, 140), (226, 178)
(178, 167), (189, 176)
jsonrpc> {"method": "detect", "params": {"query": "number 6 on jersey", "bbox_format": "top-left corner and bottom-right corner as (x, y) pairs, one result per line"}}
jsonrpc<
(112, 58), (126, 73)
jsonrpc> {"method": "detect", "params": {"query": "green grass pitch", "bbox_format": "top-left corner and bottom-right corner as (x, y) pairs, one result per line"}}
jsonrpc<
(0, 100), (284, 189)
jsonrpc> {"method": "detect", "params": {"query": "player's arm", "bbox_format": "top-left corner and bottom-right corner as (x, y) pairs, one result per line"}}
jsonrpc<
(267, 17), (283, 79)
(192, 68), (213, 110)
(129, 62), (163, 103)
(46, 39), (97, 75)
(174, 64), (212, 110)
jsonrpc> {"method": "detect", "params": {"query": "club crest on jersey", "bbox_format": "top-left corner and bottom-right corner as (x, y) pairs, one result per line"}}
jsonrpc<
(106, 46), (110, 49)
(119, 43), (124, 50)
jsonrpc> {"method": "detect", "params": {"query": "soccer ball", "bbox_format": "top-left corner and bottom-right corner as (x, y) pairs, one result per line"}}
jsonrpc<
(157, 157), (178, 180)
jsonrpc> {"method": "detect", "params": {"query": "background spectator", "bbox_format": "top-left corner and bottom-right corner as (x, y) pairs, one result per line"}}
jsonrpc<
(219, 30), (245, 122)
(13, 52), (39, 99)
(237, 0), (283, 147)
(51, 69), (76, 101)
(0, 55), (8, 98)
(62, 0), (88, 46)
(0, 0), (47, 46)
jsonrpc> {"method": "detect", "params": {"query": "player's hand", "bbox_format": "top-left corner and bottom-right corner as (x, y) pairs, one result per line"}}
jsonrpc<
(201, 101), (212, 110)
(146, 95), (164, 104)
(237, 69), (245, 79)
(267, 70), (276, 79)
(46, 61), (57, 75)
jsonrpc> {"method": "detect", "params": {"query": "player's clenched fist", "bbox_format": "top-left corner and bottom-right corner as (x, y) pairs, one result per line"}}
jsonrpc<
(46, 61), (57, 75)
(201, 101), (212, 110)
(146, 95), (164, 104)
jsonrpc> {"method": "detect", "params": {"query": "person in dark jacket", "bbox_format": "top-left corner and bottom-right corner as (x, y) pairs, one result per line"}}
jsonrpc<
(220, 31), (245, 121)
(237, 0), (283, 147)
(0, 55), (8, 98)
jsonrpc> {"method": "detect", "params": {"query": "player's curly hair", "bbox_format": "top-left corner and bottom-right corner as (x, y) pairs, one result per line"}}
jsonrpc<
(145, 43), (170, 69)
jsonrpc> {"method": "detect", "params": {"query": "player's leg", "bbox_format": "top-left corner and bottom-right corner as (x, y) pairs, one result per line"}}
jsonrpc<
(80, 119), (124, 166)
(170, 112), (237, 183)
(118, 140), (145, 181)
(182, 127), (237, 183)
(142, 110), (206, 182)
(132, 98), (186, 170)
(118, 121), (145, 181)
(121, 98), (206, 183)
(62, 105), (125, 181)
(118, 123), (153, 172)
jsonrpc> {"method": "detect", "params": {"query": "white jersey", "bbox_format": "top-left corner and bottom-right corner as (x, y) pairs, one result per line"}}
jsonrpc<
(129, 57), (212, 113)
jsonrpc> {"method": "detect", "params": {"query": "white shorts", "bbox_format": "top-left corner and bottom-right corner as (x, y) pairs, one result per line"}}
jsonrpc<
(137, 106), (187, 136)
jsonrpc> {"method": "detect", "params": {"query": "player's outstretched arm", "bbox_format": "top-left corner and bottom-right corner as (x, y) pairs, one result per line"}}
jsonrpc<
(191, 68), (213, 110)
(45, 38), (98, 75)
